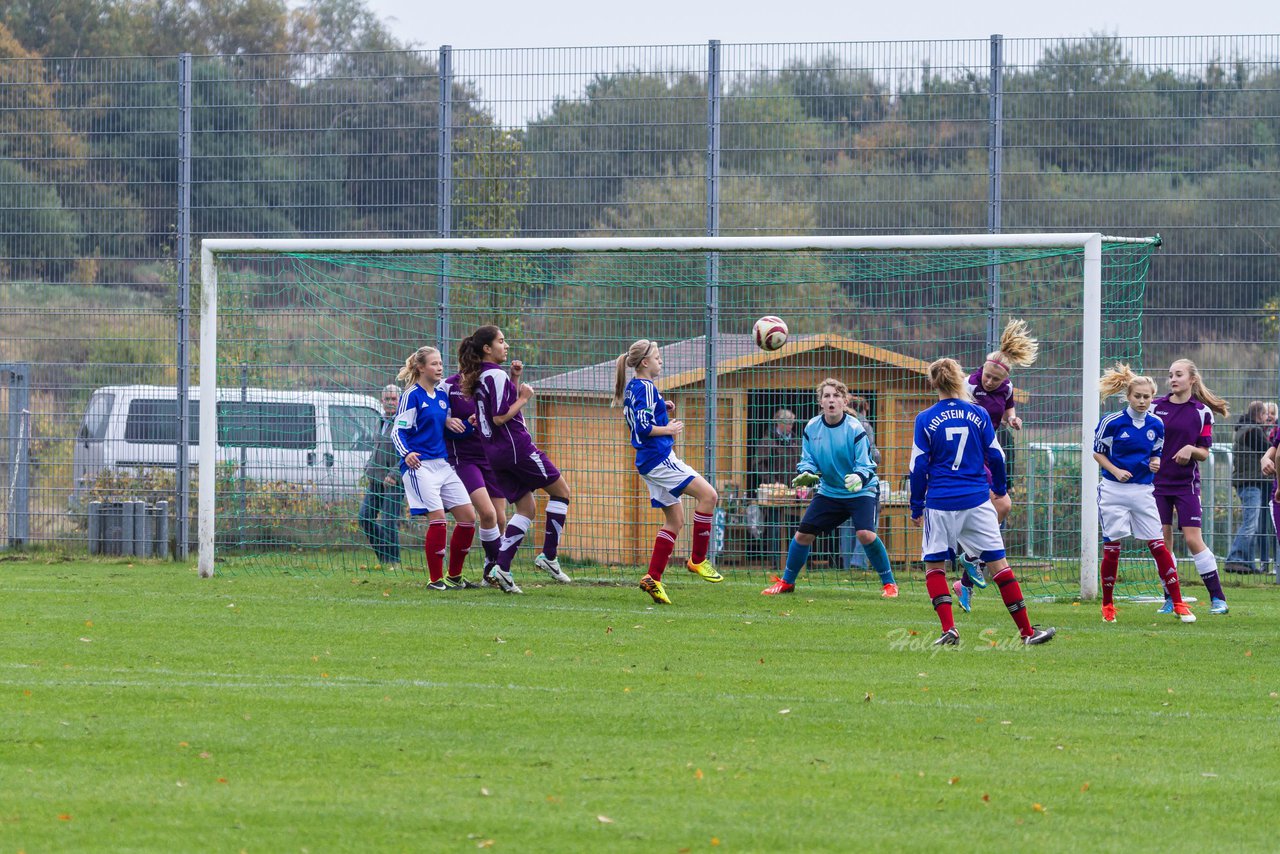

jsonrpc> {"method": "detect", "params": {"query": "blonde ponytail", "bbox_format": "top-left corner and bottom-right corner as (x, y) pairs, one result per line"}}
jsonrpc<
(611, 339), (658, 407)
(396, 346), (439, 388)
(1098, 363), (1156, 399)
(986, 318), (1039, 373)
(928, 358), (969, 399)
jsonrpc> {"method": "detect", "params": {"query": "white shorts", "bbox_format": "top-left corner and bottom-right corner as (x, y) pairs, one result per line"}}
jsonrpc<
(639, 453), (700, 508)
(921, 502), (1005, 563)
(1097, 479), (1162, 542)
(402, 458), (471, 515)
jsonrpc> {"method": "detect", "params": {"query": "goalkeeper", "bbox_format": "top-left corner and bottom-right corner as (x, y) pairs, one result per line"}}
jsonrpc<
(761, 378), (898, 598)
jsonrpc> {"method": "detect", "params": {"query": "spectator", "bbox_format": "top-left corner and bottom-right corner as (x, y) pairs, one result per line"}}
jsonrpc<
(757, 408), (798, 488)
(754, 408), (799, 568)
(1225, 400), (1272, 573)
(358, 383), (404, 568)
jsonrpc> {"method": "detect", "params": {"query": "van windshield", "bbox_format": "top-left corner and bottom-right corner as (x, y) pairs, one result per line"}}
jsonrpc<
(79, 392), (114, 441)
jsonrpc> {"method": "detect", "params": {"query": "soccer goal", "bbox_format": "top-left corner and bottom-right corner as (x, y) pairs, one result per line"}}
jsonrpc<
(198, 234), (1160, 599)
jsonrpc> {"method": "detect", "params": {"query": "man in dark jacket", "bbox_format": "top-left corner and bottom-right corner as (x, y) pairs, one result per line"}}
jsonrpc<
(359, 384), (404, 567)
(1226, 400), (1272, 573)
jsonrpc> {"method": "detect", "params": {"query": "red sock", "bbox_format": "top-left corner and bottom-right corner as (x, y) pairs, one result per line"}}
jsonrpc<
(648, 528), (677, 580)
(925, 569), (955, 632)
(1101, 542), (1121, 606)
(1148, 539), (1182, 603)
(991, 567), (1034, 637)
(691, 511), (714, 563)
(449, 522), (475, 578)
(425, 520), (447, 582)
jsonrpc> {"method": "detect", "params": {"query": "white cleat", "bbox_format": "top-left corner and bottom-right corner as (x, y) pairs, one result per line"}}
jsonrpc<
(534, 553), (571, 583)
(489, 566), (523, 594)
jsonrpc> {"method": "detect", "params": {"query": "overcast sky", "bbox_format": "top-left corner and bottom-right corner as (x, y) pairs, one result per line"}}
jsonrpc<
(362, 0), (1275, 49)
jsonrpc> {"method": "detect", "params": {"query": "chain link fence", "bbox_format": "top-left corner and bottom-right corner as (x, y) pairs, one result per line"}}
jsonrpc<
(2, 35), (1277, 579)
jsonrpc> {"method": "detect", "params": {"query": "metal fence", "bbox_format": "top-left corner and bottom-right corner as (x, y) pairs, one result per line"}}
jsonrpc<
(1, 35), (1278, 579)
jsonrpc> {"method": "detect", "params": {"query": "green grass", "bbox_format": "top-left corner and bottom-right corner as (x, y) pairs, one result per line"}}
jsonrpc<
(2, 559), (1278, 852)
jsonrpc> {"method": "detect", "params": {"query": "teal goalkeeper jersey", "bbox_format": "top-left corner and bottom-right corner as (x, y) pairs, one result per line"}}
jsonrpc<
(796, 413), (879, 500)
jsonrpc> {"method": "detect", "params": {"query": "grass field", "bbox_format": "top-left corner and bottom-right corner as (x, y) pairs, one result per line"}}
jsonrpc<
(2, 557), (1278, 852)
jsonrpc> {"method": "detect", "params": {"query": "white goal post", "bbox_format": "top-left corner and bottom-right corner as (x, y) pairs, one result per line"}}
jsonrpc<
(199, 233), (1155, 596)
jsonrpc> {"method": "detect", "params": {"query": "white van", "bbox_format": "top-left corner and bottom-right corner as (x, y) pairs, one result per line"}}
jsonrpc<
(72, 385), (384, 497)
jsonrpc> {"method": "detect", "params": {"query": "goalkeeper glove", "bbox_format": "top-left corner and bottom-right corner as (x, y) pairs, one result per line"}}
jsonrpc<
(791, 471), (821, 488)
(844, 472), (867, 493)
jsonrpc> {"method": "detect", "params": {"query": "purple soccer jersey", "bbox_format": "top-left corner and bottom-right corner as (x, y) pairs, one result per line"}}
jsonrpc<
(1151, 395), (1215, 495)
(966, 369), (1013, 427)
(474, 362), (541, 468)
(443, 373), (487, 466)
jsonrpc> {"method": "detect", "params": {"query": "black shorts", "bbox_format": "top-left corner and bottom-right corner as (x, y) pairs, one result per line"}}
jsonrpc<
(797, 493), (878, 536)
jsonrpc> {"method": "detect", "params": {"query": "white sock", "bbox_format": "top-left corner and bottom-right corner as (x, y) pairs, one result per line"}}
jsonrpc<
(1192, 548), (1218, 577)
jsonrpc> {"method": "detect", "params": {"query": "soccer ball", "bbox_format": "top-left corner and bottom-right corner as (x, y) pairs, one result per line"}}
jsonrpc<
(753, 315), (788, 351)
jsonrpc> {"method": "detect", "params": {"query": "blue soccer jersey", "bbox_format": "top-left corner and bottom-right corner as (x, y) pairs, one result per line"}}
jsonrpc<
(623, 377), (674, 474)
(796, 413), (879, 500)
(909, 398), (1006, 515)
(393, 382), (453, 471)
(1094, 406), (1164, 485)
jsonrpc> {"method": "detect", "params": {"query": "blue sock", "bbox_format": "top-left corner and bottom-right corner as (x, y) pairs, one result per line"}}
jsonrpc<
(782, 539), (810, 585)
(864, 536), (894, 585)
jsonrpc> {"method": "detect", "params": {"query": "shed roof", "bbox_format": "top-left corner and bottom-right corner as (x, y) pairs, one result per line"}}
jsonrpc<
(533, 333), (935, 398)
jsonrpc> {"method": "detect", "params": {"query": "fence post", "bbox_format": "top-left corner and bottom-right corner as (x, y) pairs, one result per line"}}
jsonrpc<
(986, 34), (1004, 354)
(176, 52), (193, 559)
(704, 39), (722, 505)
(2, 363), (31, 548)
(438, 45), (453, 368)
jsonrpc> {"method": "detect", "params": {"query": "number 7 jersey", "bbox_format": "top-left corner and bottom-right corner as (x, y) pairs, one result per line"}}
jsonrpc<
(909, 398), (1007, 515)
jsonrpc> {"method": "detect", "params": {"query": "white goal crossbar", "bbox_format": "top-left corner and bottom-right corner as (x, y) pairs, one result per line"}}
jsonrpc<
(199, 233), (1156, 595)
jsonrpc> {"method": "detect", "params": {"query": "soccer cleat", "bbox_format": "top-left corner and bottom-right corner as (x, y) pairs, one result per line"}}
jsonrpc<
(1209, 598), (1229, 615)
(481, 560), (498, 588)
(534, 553), (572, 584)
(1101, 603), (1116, 623)
(1156, 598), (1174, 615)
(686, 558), (724, 583)
(488, 566), (523, 595)
(881, 582), (899, 599)
(962, 556), (988, 588)
(443, 575), (480, 590)
(1173, 602), (1196, 623)
(761, 575), (795, 595)
(1023, 626), (1056, 645)
(426, 580), (448, 591)
(933, 628), (960, 646)
(951, 579), (971, 612)
(639, 575), (671, 604)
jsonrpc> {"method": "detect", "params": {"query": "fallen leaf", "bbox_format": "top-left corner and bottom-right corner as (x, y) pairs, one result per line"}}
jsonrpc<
(1000, 721), (1012, 725)
(382, 590), (390, 597)
(711, 838), (720, 847)
(759, 658), (765, 664)
(84, 620), (93, 627)
(863, 692), (873, 702)
(1032, 803), (1045, 813)
(476, 840), (494, 849)
(199, 752), (211, 760)
(1245, 650), (1253, 658)
(524, 650), (533, 657)
(480, 787), (491, 796)
(1081, 782), (1090, 792)
(321, 673), (329, 678)
(78, 637), (92, 643)
(695, 768), (704, 780)
(217, 778), (227, 784)
(948, 776), (959, 785)
(597, 815), (613, 824)
(632, 625), (643, 629)
(908, 630), (918, 636)
(179, 742), (189, 748)
(982, 793), (990, 802)
(58, 813), (72, 821)
(1270, 692), (1278, 698)
(226, 603), (235, 609)
(495, 637), (505, 643)
(779, 708), (791, 715)
(605, 626), (613, 634)
(1202, 772), (1218, 778)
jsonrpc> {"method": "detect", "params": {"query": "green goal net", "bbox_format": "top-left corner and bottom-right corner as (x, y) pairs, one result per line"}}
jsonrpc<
(201, 235), (1159, 599)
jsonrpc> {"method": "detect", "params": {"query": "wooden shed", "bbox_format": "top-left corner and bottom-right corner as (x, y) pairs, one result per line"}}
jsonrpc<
(528, 333), (954, 569)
